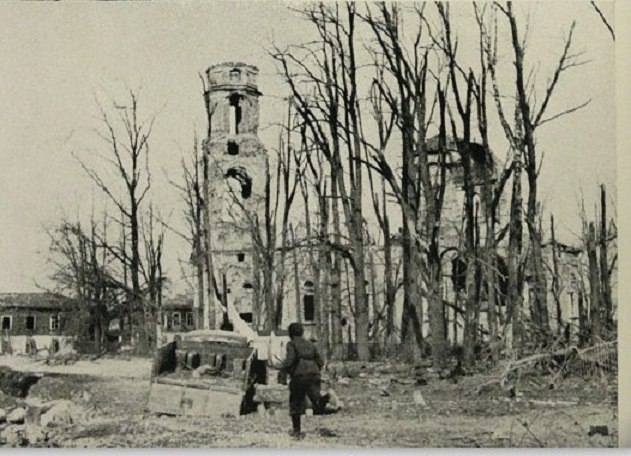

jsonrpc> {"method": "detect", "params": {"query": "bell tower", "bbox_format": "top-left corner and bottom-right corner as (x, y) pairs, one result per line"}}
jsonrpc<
(203, 62), (268, 328)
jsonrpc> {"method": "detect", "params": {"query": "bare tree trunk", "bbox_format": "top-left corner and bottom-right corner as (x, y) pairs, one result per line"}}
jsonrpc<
(202, 150), (217, 330)
(507, 149), (524, 356)
(587, 222), (602, 343)
(330, 175), (344, 360)
(499, 3), (586, 343)
(290, 224), (302, 324)
(599, 184), (613, 329)
(195, 254), (204, 329)
(483, 194), (498, 362)
(315, 190), (330, 356)
(130, 199), (141, 340)
(369, 251), (379, 355)
(551, 214), (563, 334)
(400, 229), (424, 362)
(577, 289), (588, 347)
(382, 203), (395, 348)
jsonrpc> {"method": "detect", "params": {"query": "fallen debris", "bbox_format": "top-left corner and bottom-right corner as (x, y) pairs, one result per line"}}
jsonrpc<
(1, 424), (27, 446)
(7, 407), (26, 424)
(412, 390), (427, 407)
(316, 427), (338, 437)
(41, 400), (83, 428)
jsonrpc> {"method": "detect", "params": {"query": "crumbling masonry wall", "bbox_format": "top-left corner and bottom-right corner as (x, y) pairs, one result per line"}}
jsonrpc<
(204, 63), (268, 320)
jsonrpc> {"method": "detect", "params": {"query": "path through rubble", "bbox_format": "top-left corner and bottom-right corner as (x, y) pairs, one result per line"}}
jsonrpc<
(0, 358), (618, 448)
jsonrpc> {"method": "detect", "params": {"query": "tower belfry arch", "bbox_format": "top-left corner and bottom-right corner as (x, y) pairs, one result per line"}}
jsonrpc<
(203, 62), (268, 330)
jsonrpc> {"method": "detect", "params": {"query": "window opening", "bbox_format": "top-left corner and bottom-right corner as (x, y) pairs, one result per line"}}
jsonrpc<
(225, 167), (252, 199)
(239, 312), (253, 324)
(227, 141), (239, 156)
(303, 294), (315, 322)
(172, 312), (181, 328)
(228, 94), (242, 135)
(229, 68), (241, 82)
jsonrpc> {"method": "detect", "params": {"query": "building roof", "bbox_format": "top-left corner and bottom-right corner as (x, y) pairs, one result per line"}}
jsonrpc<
(0, 292), (77, 311)
(162, 294), (194, 311)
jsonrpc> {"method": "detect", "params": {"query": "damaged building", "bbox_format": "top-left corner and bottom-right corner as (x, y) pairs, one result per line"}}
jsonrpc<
(193, 61), (601, 355)
(0, 292), (76, 355)
(203, 62), (269, 328)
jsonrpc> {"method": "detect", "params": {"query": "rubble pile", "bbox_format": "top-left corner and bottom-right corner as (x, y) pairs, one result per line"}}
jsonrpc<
(0, 398), (87, 447)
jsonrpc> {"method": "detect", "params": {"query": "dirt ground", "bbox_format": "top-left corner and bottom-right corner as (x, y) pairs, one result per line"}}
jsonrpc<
(0, 355), (151, 380)
(0, 356), (618, 448)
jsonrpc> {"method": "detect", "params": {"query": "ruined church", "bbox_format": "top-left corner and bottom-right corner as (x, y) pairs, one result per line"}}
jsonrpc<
(191, 61), (595, 353)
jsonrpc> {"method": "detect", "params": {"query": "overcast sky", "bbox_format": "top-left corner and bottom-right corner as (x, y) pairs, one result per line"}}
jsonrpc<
(0, 1), (616, 294)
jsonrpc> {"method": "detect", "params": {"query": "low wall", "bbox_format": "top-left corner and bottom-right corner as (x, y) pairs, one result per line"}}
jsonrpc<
(0, 335), (75, 356)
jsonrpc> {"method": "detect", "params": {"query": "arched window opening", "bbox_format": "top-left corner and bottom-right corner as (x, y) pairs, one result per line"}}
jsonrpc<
(225, 167), (252, 199)
(243, 282), (253, 290)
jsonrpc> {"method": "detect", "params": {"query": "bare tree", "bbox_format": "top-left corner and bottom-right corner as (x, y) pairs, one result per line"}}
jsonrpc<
(491, 2), (589, 349)
(272, 2), (371, 361)
(182, 137), (205, 328)
(297, 120), (335, 357)
(362, 3), (449, 366)
(599, 184), (613, 330)
(435, 1), (483, 367)
(473, 3), (513, 363)
(201, 90), (221, 330)
(549, 214), (563, 334)
(366, 64), (398, 352)
(271, 101), (302, 329)
(76, 90), (155, 342)
(46, 215), (121, 352)
(141, 206), (166, 347)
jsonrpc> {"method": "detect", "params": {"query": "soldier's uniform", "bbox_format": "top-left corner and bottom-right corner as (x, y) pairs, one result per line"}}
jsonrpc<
(279, 323), (328, 437)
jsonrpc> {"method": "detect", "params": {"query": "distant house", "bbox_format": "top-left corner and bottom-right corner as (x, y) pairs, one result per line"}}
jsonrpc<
(0, 292), (77, 355)
(162, 295), (196, 333)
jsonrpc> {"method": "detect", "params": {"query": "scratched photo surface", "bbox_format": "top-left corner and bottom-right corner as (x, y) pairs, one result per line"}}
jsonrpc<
(0, 0), (618, 448)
